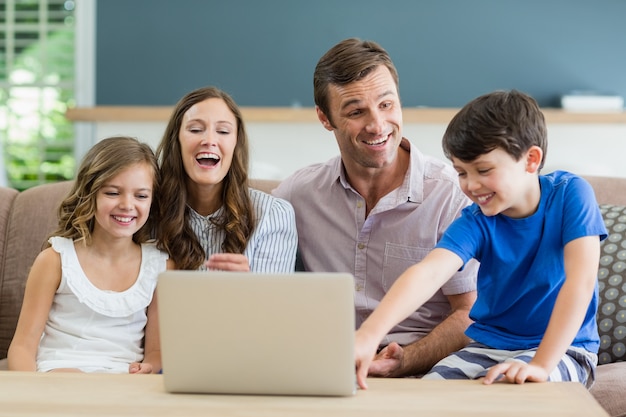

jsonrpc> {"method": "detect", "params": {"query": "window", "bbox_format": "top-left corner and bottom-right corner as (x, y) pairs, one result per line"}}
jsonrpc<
(0, 0), (75, 190)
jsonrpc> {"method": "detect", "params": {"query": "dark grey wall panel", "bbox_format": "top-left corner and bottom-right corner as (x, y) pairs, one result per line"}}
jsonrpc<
(96, 0), (626, 107)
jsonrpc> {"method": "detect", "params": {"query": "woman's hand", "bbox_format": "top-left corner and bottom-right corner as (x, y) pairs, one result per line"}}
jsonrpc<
(205, 253), (251, 271)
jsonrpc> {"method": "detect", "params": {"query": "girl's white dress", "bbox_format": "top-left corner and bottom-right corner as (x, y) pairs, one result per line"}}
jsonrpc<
(36, 236), (168, 373)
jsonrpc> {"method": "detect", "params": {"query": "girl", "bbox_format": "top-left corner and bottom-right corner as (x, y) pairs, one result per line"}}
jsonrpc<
(8, 136), (174, 373)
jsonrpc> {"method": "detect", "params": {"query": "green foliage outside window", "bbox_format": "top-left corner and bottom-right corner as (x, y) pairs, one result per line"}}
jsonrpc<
(1, 1), (75, 191)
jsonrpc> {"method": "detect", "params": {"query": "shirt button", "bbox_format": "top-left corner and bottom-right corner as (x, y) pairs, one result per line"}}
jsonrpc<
(357, 243), (365, 250)
(357, 201), (363, 208)
(355, 284), (363, 291)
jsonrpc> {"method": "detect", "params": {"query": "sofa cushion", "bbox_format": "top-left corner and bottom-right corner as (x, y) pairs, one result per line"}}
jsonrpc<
(592, 362), (626, 417)
(597, 204), (626, 366)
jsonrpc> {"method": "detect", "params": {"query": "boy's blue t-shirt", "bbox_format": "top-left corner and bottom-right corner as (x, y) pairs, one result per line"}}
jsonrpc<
(436, 171), (607, 352)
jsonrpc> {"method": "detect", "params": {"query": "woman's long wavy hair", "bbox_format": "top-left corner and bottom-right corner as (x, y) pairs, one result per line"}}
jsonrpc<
(50, 136), (159, 246)
(155, 86), (255, 270)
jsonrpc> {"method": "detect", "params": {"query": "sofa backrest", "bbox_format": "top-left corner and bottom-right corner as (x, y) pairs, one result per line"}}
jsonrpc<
(0, 175), (623, 360)
(584, 175), (626, 207)
(0, 181), (72, 358)
(0, 179), (280, 358)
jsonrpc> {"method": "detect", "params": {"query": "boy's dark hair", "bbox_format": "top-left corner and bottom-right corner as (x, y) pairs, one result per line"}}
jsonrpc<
(442, 90), (547, 169)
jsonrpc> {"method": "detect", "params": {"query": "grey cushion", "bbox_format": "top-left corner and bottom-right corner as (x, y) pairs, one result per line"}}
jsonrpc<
(597, 204), (626, 365)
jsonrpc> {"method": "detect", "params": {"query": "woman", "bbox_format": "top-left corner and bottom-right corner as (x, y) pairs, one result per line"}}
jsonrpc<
(156, 86), (297, 272)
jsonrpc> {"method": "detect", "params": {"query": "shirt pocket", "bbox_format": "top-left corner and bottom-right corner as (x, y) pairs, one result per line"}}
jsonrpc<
(382, 243), (430, 292)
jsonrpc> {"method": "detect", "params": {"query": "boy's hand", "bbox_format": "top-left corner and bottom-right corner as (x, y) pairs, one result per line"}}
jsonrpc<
(354, 330), (380, 390)
(483, 360), (549, 384)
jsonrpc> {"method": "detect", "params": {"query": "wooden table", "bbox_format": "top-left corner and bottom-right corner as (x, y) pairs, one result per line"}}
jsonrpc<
(0, 371), (608, 416)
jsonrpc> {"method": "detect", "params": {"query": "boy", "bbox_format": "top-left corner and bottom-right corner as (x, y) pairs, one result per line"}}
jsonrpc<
(355, 90), (607, 390)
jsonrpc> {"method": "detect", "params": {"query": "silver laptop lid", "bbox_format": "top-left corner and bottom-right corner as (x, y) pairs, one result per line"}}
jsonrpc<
(158, 271), (356, 396)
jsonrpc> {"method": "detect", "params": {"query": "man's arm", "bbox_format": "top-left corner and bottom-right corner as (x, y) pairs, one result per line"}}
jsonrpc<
(368, 290), (476, 378)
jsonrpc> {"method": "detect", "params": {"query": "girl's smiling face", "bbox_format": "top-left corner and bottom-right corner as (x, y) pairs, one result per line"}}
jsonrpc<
(93, 162), (154, 240)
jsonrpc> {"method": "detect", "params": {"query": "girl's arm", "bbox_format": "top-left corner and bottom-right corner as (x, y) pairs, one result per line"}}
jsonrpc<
(484, 235), (600, 384)
(355, 248), (464, 389)
(130, 292), (160, 374)
(7, 248), (61, 371)
(130, 259), (175, 374)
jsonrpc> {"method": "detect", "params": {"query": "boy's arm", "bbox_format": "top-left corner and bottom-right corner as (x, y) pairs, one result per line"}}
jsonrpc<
(484, 235), (600, 384)
(355, 248), (464, 388)
(7, 249), (60, 371)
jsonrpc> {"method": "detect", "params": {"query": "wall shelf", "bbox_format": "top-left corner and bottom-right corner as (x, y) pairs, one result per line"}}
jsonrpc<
(65, 107), (626, 124)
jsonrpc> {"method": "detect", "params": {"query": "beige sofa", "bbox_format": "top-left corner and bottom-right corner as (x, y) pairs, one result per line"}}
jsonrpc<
(0, 177), (625, 416)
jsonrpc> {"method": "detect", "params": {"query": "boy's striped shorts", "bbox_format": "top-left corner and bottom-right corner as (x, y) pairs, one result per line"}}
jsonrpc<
(423, 342), (597, 388)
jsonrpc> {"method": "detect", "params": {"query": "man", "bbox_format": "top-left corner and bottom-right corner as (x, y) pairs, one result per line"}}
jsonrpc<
(273, 38), (478, 377)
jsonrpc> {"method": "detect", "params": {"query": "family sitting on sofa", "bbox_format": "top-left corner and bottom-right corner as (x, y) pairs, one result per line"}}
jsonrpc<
(2, 38), (624, 416)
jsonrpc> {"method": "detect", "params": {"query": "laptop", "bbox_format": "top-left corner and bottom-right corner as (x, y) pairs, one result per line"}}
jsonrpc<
(157, 270), (357, 396)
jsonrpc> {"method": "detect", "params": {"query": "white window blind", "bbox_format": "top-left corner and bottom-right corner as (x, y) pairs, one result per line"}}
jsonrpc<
(0, 0), (75, 190)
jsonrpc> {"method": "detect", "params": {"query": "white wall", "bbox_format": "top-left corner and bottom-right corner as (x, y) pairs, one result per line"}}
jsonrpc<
(91, 121), (626, 180)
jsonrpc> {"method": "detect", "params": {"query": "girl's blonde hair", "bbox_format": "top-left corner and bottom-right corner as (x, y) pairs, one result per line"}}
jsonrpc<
(50, 136), (159, 246)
